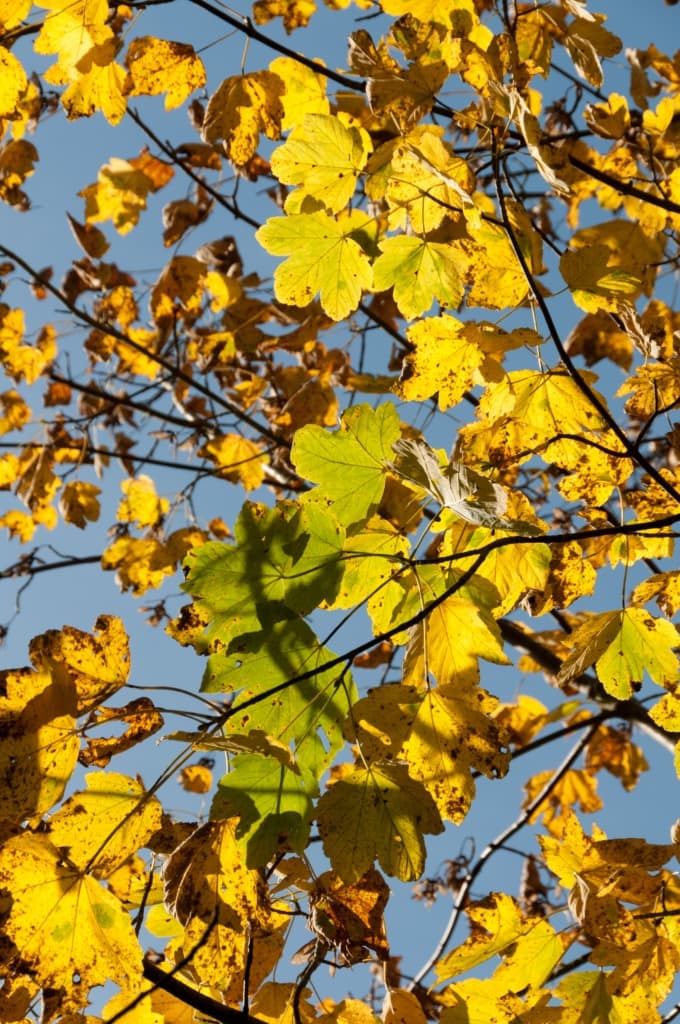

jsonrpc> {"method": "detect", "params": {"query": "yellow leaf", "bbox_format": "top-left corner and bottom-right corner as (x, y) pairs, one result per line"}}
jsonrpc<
(0, 833), (142, 998)
(585, 725), (648, 792)
(396, 315), (486, 410)
(373, 127), (475, 233)
(117, 474), (169, 527)
(401, 686), (509, 824)
(256, 211), (372, 320)
(80, 696), (164, 768)
(0, 666), (79, 829)
(0, 0), (32, 29)
(59, 480), (101, 528)
(29, 614), (130, 714)
(272, 113), (371, 214)
(0, 138), (38, 208)
(35, 0), (113, 86)
(563, 14), (621, 88)
(102, 535), (175, 594)
(310, 867), (390, 963)
(317, 762), (443, 883)
(270, 56), (329, 130)
(47, 772), (163, 875)
(558, 608), (680, 699)
(254, 0), (317, 32)
(198, 434), (269, 491)
(150, 254), (205, 324)
(0, 46), (28, 119)
(379, 0), (475, 25)
(436, 893), (528, 982)
(561, 244), (641, 313)
(455, 221), (530, 309)
(525, 767), (602, 836)
(0, 508), (35, 541)
(163, 820), (271, 989)
(373, 236), (464, 319)
(61, 40), (127, 124)
(0, 388), (31, 434)
(179, 764), (213, 793)
(80, 151), (173, 234)
(202, 72), (284, 167)
(124, 36), (206, 110)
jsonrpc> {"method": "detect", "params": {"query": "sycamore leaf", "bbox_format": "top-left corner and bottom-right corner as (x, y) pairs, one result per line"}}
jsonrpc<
(0, 666), (79, 829)
(256, 211), (372, 320)
(344, 684), (420, 764)
(271, 113), (372, 214)
(203, 616), (356, 776)
(391, 438), (510, 528)
(561, 244), (641, 313)
(401, 687), (509, 823)
(395, 315), (487, 411)
(124, 36), (206, 110)
(316, 761), (443, 883)
(0, 833), (142, 997)
(80, 696), (164, 768)
(436, 893), (546, 983)
(58, 480), (101, 528)
(60, 41), (127, 124)
(35, 0), (113, 84)
(162, 820), (272, 989)
(292, 403), (400, 527)
(0, 46), (28, 119)
(117, 474), (169, 527)
(184, 499), (345, 645)
(309, 868), (390, 963)
(269, 57), (329, 130)
(198, 434), (269, 491)
(372, 236), (464, 319)
(80, 151), (174, 234)
(28, 614), (129, 714)
(213, 755), (317, 867)
(46, 772), (163, 876)
(202, 71), (284, 167)
(558, 609), (680, 699)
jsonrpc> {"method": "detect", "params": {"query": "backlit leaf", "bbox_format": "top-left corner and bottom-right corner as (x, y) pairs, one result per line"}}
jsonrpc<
(124, 36), (206, 110)
(256, 210), (372, 320)
(317, 761), (443, 882)
(271, 113), (371, 213)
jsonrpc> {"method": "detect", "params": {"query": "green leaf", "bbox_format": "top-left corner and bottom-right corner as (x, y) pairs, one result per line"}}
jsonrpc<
(316, 761), (443, 883)
(204, 617), (356, 776)
(183, 499), (346, 646)
(256, 210), (372, 320)
(372, 235), (464, 319)
(558, 608), (680, 699)
(292, 403), (401, 528)
(212, 754), (317, 868)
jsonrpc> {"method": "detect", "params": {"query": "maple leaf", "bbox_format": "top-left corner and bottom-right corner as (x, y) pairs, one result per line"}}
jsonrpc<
(202, 71), (284, 167)
(291, 403), (400, 527)
(317, 761), (443, 883)
(372, 236), (464, 319)
(256, 210), (372, 320)
(0, 833), (143, 1004)
(271, 113), (372, 213)
(557, 609), (680, 699)
(124, 36), (206, 110)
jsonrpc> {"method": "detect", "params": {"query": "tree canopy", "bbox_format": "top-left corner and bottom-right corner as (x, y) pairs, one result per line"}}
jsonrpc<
(3, 0), (680, 1021)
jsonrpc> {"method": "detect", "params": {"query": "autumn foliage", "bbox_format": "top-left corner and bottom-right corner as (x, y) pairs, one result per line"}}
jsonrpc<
(4, 0), (680, 1021)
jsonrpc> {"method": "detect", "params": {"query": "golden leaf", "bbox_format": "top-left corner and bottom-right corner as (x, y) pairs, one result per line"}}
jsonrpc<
(59, 480), (102, 528)
(202, 72), (284, 168)
(0, 666), (79, 830)
(0, 833), (142, 1001)
(117, 474), (169, 527)
(29, 614), (130, 714)
(124, 36), (206, 110)
(47, 771), (163, 875)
